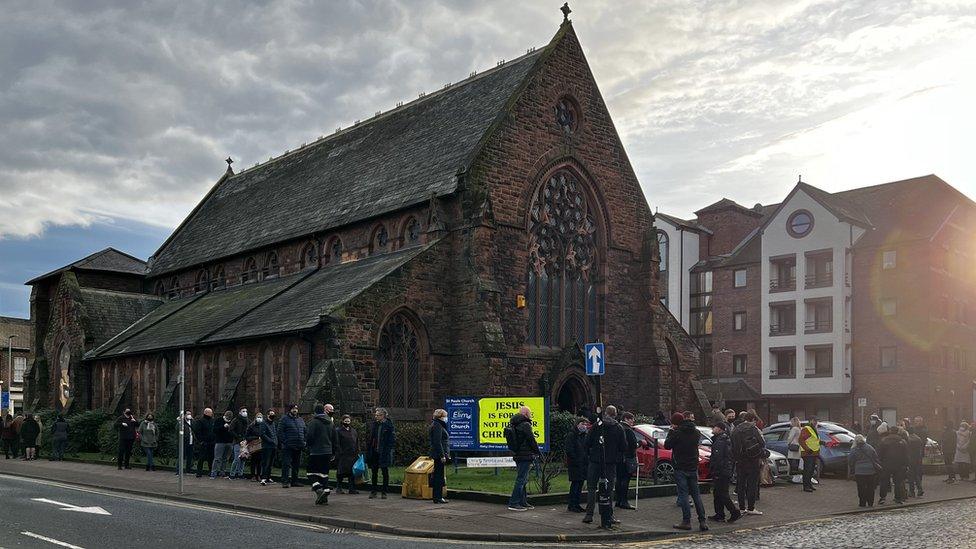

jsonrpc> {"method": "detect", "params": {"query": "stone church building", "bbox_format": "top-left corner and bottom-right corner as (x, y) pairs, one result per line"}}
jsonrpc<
(24, 20), (704, 420)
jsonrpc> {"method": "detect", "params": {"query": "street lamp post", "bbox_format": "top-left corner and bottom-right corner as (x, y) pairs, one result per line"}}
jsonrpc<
(717, 348), (731, 409)
(6, 335), (15, 416)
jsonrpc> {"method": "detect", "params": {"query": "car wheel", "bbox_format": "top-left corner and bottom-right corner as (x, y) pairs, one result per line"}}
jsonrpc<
(654, 461), (675, 483)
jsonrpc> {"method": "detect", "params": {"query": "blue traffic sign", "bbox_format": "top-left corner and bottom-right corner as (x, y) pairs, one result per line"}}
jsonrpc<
(585, 342), (605, 376)
(0, 391), (8, 410)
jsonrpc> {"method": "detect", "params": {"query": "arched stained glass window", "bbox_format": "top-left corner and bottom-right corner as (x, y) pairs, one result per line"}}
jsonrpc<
(264, 252), (280, 279)
(372, 225), (389, 254)
(328, 238), (343, 264)
(526, 169), (600, 347)
(300, 242), (318, 270)
(376, 312), (423, 408)
(57, 343), (71, 407)
(194, 269), (209, 293)
(168, 277), (180, 299)
(404, 218), (420, 244)
(242, 257), (258, 284)
(212, 265), (227, 290)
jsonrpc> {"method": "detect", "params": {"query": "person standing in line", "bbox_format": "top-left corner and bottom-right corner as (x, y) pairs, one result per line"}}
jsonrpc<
(708, 422), (741, 523)
(582, 406), (627, 525)
(11, 413), (24, 459)
(278, 404), (307, 489)
(506, 405), (541, 512)
(2, 414), (17, 459)
(20, 413), (40, 461)
(866, 415), (883, 449)
(565, 417), (589, 513)
(335, 415), (360, 494)
(192, 408), (215, 478)
(799, 417), (821, 493)
(941, 421), (956, 484)
(615, 412), (639, 511)
(786, 417), (802, 483)
(429, 408), (450, 504)
(906, 428), (924, 497)
(115, 409), (138, 470)
(366, 408), (395, 499)
(724, 409), (737, 426)
(953, 422), (971, 481)
(731, 411), (765, 515)
(878, 426), (909, 505)
(34, 415), (43, 459)
(306, 403), (338, 504)
(259, 409), (279, 485)
(211, 410), (235, 479)
(50, 414), (69, 461)
(138, 413), (158, 471)
(245, 413), (263, 481)
(228, 407), (249, 480)
(848, 434), (881, 507)
(666, 411), (708, 531)
(176, 410), (194, 476)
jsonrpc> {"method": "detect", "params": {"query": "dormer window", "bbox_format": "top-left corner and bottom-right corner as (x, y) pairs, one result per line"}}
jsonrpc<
(264, 251), (280, 279)
(242, 257), (258, 284)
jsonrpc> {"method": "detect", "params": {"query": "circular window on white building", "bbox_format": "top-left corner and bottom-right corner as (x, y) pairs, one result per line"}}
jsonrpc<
(787, 210), (814, 238)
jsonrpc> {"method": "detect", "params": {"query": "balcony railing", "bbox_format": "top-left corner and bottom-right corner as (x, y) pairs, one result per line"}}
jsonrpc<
(805, 319), (832, 333)
(770, 277), (796, 292)
(805, 272), (832, 288)
(769, 323), (796, 336)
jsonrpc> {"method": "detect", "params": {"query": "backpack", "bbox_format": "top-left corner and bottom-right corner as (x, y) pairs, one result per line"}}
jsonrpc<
(504, 424), (520, 453)
(742, 429), (766, 460)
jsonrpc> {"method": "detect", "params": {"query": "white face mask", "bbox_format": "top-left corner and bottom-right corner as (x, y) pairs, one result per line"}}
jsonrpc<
(256, 417), (264, 423)
(185, 415), (192, 420)
(240, 411), (248, 418)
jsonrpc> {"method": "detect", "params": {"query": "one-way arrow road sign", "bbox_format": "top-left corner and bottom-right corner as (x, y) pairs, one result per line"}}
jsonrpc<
(32, 497), (112, 515)
(585, 342), (605, 376)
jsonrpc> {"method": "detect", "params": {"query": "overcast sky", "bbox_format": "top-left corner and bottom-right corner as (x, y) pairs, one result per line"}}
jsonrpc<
(2, 0), (975, 317)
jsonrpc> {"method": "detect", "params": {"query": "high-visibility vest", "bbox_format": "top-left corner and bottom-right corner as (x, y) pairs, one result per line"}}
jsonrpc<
(802, 426), (820, 452)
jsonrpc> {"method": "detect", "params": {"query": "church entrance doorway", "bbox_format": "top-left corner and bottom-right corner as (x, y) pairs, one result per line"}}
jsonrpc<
(555, 375), (591, 415)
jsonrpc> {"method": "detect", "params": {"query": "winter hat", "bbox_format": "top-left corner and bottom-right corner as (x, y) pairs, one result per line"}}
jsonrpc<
(877, 421), (889, 434)
(313, 404), (325, 415)
(714, 422), (729, 432)
(670, 412), (685, 425)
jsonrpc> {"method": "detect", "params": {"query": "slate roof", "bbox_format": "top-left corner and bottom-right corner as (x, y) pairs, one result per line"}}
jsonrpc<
(699, 378), (762, 402)
(87, 242), (436, 359)
(147, 48), (545, 277)
(27, 248), (147, 285)
(0, 316), (31, 351)
(654, 212), (713, 234)
(76, 289), (164, 350)
(694, 198), (763, 217)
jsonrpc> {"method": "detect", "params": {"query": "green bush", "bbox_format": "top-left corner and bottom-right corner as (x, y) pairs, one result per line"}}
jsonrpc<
(68, 410), (112, 453)
(546, 410), (576, 458)
(394, 421), (429, 465)
(98, 419), (119, 457)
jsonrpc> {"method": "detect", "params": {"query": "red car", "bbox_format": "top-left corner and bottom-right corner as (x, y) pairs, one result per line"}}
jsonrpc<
(633, 424), (712, 482)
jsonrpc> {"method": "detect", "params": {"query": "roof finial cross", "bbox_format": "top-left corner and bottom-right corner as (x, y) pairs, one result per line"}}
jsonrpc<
(798, 174), (803, 184)
(226, 157), (234, 168)
(560, 2), (572, 22)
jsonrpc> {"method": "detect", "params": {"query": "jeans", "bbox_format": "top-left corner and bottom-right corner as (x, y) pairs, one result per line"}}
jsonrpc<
(371, 465), (389, 494)
(52, 438), (68, 460)
(568, 479), (584, 509)
(118, 439), (134, 468)
(855, 473), (877, 506)
(584, 462), (617, 516)
(144, 447), (155, 469)
(712, 476), (736, 518)
(280, 447), (302, 485)
(802, 455), (817, 489)
(508, 460), (531, 507)
(674, 469), (706, 523)
(230, 443), (245, 477)
(879, 467), (906, 502)
(212, 442), (232, 476)
(737, 465), (759, 511)
(261, 448), (277, 480)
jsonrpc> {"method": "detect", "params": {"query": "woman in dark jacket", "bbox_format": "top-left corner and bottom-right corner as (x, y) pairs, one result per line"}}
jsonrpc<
(335, 415), (360, 494)
(429, 409), (450, 504)
(50, 414), (70, 461)
(20, 414), (40, 461)
(259, 410), (279, 485)
(848, 435), (881, 507)
(564, 417), (589, 512)
(245, 415), (263, 481)
(367, 408), (396, 499)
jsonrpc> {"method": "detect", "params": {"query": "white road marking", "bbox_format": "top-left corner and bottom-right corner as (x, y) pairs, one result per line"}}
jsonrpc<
(20, 531), (86, 549)
(31, 497), (112, 515)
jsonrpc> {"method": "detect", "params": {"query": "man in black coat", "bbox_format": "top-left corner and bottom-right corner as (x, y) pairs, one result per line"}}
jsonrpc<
(615, 412), (639, 510)
(665, 412), (708, 531)
(429, 409), (450, 504)
(115, 409), (138, 470)
(192, 408), (215, 478)
(708, 422), (741, 523)
(582, 405), (627, 524)
(564, 417), (589, 512)
(878, 427), (909, 504)
(730, 412), (765, 514)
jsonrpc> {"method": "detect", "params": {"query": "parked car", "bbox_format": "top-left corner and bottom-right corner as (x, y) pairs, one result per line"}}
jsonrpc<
(923, 437), (944, 466)
(762, 421), (855, 476)
(689, 425), (791, 481)
(633, 424), (710, 483)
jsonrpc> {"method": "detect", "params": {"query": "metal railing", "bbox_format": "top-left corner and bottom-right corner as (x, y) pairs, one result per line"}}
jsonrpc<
(769, 277), (796, 291)
(804, 272), (832, 288)
(769, 323), (796, 336)
(805, 319), (832, 333)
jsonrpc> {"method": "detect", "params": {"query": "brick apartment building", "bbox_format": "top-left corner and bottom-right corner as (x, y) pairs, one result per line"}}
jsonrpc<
(0, 316), (31, 413)
(22, 18), (705, 420)
(657, 175), (976, 427)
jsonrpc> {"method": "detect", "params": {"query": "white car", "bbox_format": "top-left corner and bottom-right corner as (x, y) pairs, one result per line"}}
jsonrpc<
(650, 424), (791, 482)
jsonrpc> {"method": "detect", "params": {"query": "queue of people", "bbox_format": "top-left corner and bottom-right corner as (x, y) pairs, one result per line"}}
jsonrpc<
(847, 414), (928, 506)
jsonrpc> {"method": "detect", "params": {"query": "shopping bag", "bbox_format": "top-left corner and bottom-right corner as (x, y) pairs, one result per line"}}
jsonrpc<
(353, 454), (366, 478)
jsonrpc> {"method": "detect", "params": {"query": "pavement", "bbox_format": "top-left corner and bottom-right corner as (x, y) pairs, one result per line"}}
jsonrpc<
(3, 458), (976, 543)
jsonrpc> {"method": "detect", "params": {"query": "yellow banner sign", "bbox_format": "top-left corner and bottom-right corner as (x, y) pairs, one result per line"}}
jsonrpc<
(478, 397), (547, 448)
